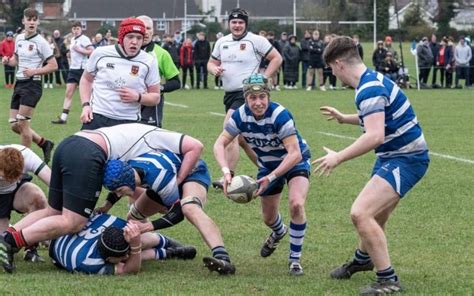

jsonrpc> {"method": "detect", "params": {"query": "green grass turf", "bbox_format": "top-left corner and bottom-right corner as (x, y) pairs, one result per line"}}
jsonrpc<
(0, 45), (473, 295)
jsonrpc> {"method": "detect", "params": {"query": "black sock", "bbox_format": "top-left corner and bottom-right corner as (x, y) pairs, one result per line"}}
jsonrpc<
(212, 246), (230, 262)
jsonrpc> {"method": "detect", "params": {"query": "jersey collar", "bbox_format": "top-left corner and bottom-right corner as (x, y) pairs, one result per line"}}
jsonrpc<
(115, 44), (141, 60)
(73, 34), (83, 40)
(25, 33), (38, 40)
(232, 31), (248, 41)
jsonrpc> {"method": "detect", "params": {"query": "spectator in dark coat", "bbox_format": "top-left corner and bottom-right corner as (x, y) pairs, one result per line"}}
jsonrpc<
(444, 37), (455, 88)
(372, 41), (387, 70)
(193, 32), (211, 89)
(282, 35), (300, 88)
(306, 30), (325, 91)
(52, 30), (67, 86)
(163, 34), (180, 69)
(436, 38), (447, 88)
(429, 34), (440, 86)
(300, 30), (312, 88)
(266, 31), (281, 90)
(417, 37), (433, 85)
(179, 37), (194, 89)
(353, 34), (364, 60)
(377, 51), (399, 82)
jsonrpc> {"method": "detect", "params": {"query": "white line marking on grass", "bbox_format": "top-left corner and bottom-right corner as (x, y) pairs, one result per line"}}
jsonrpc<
(164, 102), (188, 108)
(316, 131), (474, 165)
(209, 112), (226, 117)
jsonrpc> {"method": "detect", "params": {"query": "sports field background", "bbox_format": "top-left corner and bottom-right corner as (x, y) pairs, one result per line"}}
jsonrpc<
(0, 43), (473, 294)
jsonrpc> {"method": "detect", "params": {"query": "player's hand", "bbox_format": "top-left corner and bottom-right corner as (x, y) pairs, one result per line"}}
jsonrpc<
(124, 220), (141, 243)
(255, 177), (270, 196)
(136, 221), (153, 233)
(213, 66), (225, 77)
(93, 202), (111, 215)
(312, 146), (340, 177)
(320, 106), (345, 124)
(80, 106), (93, 123)
(222, 173), (232, 196)
(23, 68), (36, 78)
(117, 88), (140, 103)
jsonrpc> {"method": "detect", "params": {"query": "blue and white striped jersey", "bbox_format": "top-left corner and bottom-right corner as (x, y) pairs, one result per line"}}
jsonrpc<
(356, 69), (428, 158)
(128, 151), (181, 206)
(226, 102), (310, 170)
(50, 214), (126, 275)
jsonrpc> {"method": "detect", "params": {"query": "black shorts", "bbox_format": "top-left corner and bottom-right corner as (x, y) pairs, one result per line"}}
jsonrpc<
(309, 60), (324, 69)
(10, 79), (42, 109)
(0, 176), (32, 219)
(223, 91), (245, 113)
(48, 135), (107, 218)
(66, 69), (84, 84)
(81, 113), (138, 130)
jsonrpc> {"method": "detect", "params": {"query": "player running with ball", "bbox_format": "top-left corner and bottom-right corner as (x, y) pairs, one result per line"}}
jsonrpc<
(214, 73), (311, 276)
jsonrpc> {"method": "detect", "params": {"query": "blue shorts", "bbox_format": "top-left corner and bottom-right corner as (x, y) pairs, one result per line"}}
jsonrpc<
(257, 159), (311, 197)
(180, 159), (211, 194)
(372, 151), (430, 198)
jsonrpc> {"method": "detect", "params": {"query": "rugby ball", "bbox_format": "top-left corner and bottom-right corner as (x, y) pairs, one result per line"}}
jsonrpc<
(226, 175), (258, 204)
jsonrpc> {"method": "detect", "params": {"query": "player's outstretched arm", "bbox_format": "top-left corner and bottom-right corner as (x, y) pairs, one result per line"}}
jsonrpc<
(213, 131), (236, 195)
(319, 106), (359, 125)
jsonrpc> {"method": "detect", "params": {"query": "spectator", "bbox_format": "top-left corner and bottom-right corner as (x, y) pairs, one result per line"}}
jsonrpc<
(258, 30), (268, 74)
(445, 36), (455, 88)
(0, 31), (15, 88)
(436, 38), (447, 88)
(93, 33), (108, 48)
(174, 30), (183, 47)
(417, 37), (433, 85)
(384, 36), (398, 61)
(282, 35), (300, 89)
(277, 32), (288, 86)
(306, 30), (325, 91)
(266, 31), (281, 90)
(193, 32), (211, 89)
(353, 34), (364, 60)
(52, 30), (67, 86)
(322, 34), (337, 90)
(470, 38), (474, 86)
(430, 34), (440, 87)
(454, 36), (472, 88)
(162, 34), (180, 69)
(43, 35), (59, 89)
(372, 40), (387, 70)
(300, 30), (312, 88)
(377, 51), (399, 82)
(180, 37), (194, 89)
(213, 32), (223, 89)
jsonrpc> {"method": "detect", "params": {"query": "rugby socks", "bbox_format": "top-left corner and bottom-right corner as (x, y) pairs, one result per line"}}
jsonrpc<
(153, 233), (169, 260)
(353, 248), (372, 265)
(4, 228), (27, 249)
(376, 266), (398, 282)
(154, 248), (166, 260)
(60, 109), (69, 121)
(289, 221), (306, 262)
(269, 213), (286, 238)
(212, 246), (231, 263)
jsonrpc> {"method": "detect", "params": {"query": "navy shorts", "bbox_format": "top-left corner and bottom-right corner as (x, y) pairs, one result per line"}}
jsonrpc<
(48, 136), (107, 217)
(0, 176), (32, 219)
(223, 91), (245, 113)
(372, 151), (430, 198)
(257, 159), (311, 196)
(180, 159), (211, 194)
(66, 69), (84, 84)
(81, 113), (138, 130)
(11, 79), (42, 109)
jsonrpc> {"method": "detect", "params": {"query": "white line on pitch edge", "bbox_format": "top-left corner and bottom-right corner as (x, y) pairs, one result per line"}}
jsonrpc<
(316, 131), (474, 165)
(164, 102), (188, 108)
(209, 112), (226, 117)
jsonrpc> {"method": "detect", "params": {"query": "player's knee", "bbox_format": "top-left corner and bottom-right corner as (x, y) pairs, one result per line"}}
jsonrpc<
(28, 190), (47, 211)
(350, 208), (367, 227)
(289, 199), (305, 218)
(180, 196), (203, 217)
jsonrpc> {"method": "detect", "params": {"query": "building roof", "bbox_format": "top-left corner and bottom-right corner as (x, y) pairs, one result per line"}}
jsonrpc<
(67, 0), (200, 19)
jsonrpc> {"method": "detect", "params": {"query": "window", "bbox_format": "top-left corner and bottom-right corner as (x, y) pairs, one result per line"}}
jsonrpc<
(156, 21), (166, 31)
(35, 3), (44, 14)
(81, 21), (87, 30)
(102, 20), (116, 27)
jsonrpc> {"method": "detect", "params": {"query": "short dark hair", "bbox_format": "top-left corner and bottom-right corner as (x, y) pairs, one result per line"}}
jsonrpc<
(97, 227), (129, 259)
(23, 8), (38, 19)
(323, 36), (362, 65)
(72, 21), (82, 28)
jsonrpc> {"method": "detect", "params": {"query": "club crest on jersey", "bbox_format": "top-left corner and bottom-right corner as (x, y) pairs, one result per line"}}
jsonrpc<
(240, 43), (246, 51)
(28, 44), (34, 51)
(130, 65), (139, 76)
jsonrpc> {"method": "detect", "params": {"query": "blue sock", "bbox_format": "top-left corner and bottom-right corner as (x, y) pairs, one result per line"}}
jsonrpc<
(269, 213), (286, 238)
(353, 249), (372, 265)
(289, 221), (306, 263)
(376, 266), (398, 282)
(154, 248), (166, 260)
(212, 246), (230, 262)
(156, 233), (168, 249)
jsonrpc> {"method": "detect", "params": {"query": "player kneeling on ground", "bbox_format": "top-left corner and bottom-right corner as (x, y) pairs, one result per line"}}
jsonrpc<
(213, 73), (312, 276)
(98, 150), (236, 275)
(49, 213), (196, 275)
(0, 145), (50, 265)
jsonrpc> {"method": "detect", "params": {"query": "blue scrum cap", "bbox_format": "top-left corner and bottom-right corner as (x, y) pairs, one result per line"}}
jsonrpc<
(103, 160), (136, 191)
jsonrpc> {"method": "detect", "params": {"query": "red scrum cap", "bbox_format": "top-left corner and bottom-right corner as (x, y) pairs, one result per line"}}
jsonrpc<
(118, 18), (145, 44)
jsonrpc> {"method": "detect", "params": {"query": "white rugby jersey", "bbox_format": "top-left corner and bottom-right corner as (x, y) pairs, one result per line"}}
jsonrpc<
(0, 144), (46, 194)
(14, 33), (54, 80)
(80, 123), (183, 161)
(69, 34), (92, 69)
(85, 45), (160, 121)
(211, 32), (273, 92)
